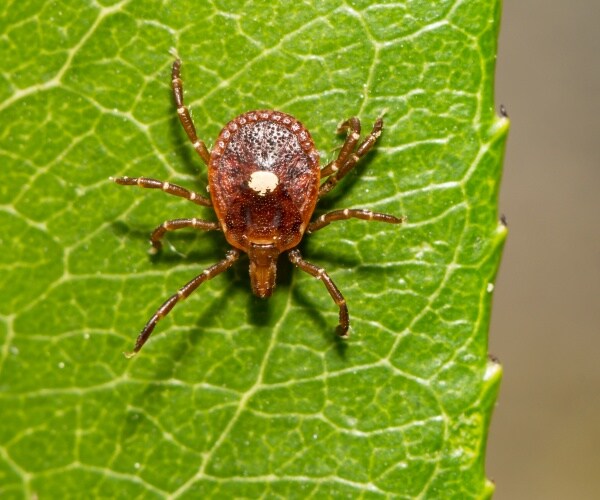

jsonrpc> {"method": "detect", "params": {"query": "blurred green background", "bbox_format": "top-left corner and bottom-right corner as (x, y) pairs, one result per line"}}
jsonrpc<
(488, 1), (600, 499)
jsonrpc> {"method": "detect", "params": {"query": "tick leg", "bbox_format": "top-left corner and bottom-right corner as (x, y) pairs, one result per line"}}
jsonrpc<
(112, 176), (212, 207)
(288, 249), (349, 338)
(320, 117), (361, 178)
(319, 117), (383, 198)
(308, 208), (405, 233)
(124, 249), (240, 358)
(172, 58), (211, 165)
(150, 217), (220, 253)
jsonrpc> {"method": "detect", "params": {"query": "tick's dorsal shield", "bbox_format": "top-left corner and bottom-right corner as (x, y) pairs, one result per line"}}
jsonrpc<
(208, 110), (320, 252)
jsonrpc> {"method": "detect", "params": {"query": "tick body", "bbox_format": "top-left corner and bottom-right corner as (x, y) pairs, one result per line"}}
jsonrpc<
(114, 58), (404, 357)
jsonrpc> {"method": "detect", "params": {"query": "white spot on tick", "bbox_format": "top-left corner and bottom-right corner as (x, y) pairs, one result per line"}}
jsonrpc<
(248, 171), (279, 196)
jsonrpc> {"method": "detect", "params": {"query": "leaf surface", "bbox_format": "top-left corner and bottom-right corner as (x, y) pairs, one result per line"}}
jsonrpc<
(0, 1), (507, 498)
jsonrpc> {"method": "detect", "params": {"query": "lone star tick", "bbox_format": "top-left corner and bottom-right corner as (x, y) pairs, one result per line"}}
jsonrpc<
(113, 58), (405, 357)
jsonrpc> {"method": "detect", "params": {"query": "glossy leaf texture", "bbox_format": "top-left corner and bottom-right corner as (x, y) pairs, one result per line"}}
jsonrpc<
(0, 0), (507, 498)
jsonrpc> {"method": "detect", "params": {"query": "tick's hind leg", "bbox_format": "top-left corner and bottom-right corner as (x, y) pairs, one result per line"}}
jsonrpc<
(149, 217), (220, 254)
(112, 176), (212, 206)
(320, 117), (361, 178)
(288, 249), (349, 338)
(172, 58), (211, 165)
(124, 249), (240, 357)
(319, 117), (383, 198)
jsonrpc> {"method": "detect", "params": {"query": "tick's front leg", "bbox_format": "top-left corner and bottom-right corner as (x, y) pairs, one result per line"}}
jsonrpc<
(288, 249), (349, 338)
(124, 249), (240, 357)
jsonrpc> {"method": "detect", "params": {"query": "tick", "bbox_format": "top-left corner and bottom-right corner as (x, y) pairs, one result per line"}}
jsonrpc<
(113, 58), (404, 357)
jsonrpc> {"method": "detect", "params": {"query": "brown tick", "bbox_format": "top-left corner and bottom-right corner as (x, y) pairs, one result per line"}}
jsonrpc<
(113, 58), (404, 357)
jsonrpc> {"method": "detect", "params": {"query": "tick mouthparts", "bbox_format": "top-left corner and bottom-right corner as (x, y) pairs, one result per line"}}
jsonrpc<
(249, 260), (277, 298)
(247, 244), (279, 298)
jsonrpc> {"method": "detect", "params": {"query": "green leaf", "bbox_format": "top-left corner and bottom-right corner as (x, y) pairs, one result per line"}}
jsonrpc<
(1, 0), (507, 498)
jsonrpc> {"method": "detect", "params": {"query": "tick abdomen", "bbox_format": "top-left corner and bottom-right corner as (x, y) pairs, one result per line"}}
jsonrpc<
(210, 111), (320, 253)
(224, 185), (303, 249)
